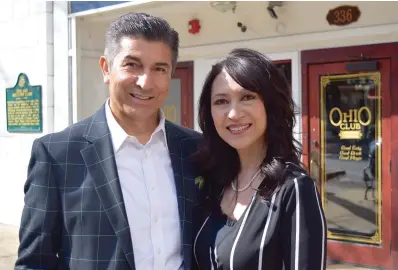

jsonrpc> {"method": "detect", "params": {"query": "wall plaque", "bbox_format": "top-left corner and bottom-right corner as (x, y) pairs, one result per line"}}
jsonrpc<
(6, 73), (42, 133)
(326, 5), (361, 26)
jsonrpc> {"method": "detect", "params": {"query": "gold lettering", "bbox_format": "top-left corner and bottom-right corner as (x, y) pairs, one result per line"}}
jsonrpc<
(339, 145), (363, 161)
(339, 151), (350, 160)
(7, 99), (40, 127)
(342, 109), (354, 123)
(357, 106), (372, 126)
(164, 105), (177, 123)
(12, 89), (25, 98)
(340, 145), (352, 151)
(340, 123), (361, 130)
(330, 106), (372, 129)
(329, 107), (342, 126)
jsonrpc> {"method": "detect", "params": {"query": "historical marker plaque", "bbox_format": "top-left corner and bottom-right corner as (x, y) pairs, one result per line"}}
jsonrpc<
(6, 73), (42, 133)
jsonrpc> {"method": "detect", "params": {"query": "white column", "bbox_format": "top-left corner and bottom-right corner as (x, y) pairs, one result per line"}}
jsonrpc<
(53, 1), (71, 131)
(69, 16), (81, 123)
(0, 0), (55, 226)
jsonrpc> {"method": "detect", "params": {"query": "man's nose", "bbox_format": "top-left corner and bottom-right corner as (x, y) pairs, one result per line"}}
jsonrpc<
(136, 73), (154, 91)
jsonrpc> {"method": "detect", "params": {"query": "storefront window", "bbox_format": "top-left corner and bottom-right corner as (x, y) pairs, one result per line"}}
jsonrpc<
(162, 79), (181, 125)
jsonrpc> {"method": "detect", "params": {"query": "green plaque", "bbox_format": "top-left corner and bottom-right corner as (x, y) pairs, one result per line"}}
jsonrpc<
(6, 73), (42, 133)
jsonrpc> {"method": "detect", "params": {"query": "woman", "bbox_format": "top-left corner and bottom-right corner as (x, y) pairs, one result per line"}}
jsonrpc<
(192, 48), (327, 270)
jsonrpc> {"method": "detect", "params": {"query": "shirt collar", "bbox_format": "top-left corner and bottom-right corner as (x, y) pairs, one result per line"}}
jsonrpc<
(105, 99), (168, 152)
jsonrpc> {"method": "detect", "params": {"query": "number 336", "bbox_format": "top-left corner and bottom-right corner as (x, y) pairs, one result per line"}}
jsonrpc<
(334, 9), (353, 23)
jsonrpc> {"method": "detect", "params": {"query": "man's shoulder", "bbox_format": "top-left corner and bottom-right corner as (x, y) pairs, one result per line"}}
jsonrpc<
(166, 121), (202, 141)
(165, 122), (203, 159)
(34, 116), (94, 151)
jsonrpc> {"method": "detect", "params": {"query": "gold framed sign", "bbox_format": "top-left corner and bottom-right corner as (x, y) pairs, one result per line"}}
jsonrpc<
(320, 72), (382, 244)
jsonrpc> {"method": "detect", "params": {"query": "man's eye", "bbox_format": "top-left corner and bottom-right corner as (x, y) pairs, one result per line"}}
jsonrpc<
(126, 63), (138, 68)
(156, 67), (166, 73)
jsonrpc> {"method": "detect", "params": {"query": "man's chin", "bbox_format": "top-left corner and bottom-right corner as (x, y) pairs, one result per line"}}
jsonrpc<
(124, 108), (161, 122)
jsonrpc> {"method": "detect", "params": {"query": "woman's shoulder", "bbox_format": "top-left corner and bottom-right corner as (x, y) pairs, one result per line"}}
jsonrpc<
(278, 162), (319, 201)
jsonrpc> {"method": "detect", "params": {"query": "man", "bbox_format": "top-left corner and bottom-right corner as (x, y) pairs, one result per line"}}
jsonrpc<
(15, 12), (201, 270)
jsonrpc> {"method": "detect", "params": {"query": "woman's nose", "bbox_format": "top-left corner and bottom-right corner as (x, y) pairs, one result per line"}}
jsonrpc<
(227, 106), (244, 120)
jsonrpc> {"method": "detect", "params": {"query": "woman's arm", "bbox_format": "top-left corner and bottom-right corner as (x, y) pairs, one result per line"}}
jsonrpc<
(281, 176), (327, 270)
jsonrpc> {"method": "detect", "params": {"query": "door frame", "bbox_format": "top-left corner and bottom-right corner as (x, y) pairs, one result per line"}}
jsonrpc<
(301, 42), (398, 269)
(173, 61), (194, 128)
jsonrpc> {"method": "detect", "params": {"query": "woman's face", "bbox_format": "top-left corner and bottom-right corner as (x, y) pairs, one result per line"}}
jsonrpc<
(210, 70), (267, 152)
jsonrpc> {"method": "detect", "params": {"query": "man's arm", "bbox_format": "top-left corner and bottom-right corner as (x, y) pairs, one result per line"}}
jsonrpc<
(15, 139), (62, 270)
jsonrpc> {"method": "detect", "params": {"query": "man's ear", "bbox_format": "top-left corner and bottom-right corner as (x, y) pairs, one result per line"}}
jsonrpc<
(99, 56), (110, 84)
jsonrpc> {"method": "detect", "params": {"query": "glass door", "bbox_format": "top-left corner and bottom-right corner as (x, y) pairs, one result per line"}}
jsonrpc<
(321, 72), (381, 242)
(307, 59), (392, 268)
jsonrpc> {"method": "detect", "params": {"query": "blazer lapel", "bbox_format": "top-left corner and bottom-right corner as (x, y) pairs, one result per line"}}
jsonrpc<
(165, 121), (199, 268)
(80, 105), (136, 269)
(165, 121), (184, 233)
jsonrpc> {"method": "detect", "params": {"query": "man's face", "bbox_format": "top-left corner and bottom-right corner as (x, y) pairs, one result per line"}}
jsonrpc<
(100, 37), (173, 122)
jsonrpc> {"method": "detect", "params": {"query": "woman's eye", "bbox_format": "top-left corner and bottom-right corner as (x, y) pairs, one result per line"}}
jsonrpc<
(214, 99), (228, 105)
(242, 94), (256, 101)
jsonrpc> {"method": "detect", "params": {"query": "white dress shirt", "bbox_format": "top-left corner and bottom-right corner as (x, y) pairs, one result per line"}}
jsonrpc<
(105, 101), (183, 270)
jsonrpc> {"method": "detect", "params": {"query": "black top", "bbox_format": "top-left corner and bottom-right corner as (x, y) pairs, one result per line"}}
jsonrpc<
(193, 164), (327, 270)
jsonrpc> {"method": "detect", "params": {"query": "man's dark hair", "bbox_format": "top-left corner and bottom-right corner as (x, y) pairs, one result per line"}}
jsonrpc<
(105, 12), (179, 69)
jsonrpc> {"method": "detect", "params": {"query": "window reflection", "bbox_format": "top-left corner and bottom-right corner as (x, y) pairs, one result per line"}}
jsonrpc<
(163, 79), (181, 124)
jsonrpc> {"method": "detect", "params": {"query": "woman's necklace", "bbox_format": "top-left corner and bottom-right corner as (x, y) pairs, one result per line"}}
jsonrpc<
(231, 168), (261, 192)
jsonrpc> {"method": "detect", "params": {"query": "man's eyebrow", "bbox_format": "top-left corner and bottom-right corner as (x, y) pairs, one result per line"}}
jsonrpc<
(122, 56), (170, 69)
(122, 55), (141, 63)
(155, 62), (171, 68)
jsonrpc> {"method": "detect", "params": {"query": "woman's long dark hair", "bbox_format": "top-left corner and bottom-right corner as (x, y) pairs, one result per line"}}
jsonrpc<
(192, 48), (303, 202)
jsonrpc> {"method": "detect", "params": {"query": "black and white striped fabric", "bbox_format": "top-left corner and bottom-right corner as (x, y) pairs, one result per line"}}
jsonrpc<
(193, 165), (327, 270)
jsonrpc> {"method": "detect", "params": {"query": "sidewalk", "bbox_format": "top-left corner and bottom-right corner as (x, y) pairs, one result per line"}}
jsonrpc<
(0, 224), (374, 270)
(0, 224), (18, 270)
(328, 264), (376, 270)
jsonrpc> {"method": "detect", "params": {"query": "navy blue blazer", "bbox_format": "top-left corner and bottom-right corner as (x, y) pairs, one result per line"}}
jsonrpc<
(15, 104), (202, 270)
